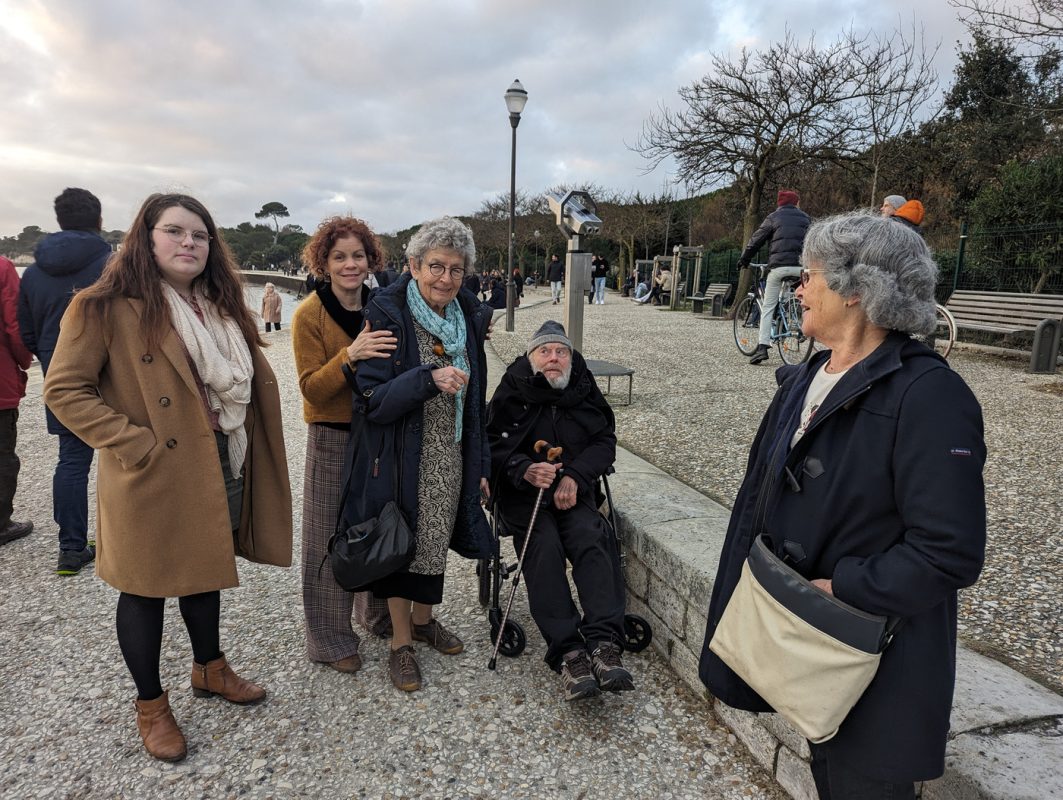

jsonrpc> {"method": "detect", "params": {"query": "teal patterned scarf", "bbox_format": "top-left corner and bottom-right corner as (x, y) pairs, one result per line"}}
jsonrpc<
(406, 280), (469, 441)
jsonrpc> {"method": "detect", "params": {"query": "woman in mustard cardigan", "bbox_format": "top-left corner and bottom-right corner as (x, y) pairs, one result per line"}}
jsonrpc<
(293, 216), (397, 673)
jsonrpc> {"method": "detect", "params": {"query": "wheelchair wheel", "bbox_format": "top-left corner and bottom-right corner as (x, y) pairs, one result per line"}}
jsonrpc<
(623, 614), (653, 653)
(476, 558), (491, 607)
(490, 619), (526, 658)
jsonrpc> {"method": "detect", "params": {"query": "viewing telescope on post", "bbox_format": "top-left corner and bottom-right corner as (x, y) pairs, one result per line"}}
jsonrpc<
(546, 190), (602, 353)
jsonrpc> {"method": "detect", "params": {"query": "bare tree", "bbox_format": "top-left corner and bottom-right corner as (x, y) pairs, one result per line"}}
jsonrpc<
(634, 26), (941, 306)
(951, 1), (1063, 46)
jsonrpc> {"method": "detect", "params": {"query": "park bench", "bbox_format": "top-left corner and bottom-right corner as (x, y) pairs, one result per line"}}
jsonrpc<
(689, 283), (733, 316)
(944, 290), (1063, 372)
(659, 283), (686, 307)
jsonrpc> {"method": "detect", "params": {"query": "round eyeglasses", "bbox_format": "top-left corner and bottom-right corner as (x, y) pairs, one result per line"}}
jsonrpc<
(154, 225), (212, 247)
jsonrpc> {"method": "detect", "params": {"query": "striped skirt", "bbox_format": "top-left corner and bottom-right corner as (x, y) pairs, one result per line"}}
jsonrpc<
(301, 423), (390, 662)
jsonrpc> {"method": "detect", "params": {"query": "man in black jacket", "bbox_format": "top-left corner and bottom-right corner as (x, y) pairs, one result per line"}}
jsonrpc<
(736, 189), (811, 365)
(487, 321), (633, 701)
(17, 187), (109, 576)
(546, 254), (563, 304)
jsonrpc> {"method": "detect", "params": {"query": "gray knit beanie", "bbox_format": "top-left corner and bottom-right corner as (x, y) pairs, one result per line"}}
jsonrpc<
(527, 320), (572, 354)
(883, 195), (906, 212)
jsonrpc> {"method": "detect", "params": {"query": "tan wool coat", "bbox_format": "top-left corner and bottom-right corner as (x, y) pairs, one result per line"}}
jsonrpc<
(261, 290), (282, 324)
(43, 297), (293, 597)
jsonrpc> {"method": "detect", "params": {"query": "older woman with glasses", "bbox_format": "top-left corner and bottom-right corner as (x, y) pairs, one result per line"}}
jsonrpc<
(44, 193), (292, 762)
(339, 216), (492, 692)
(699, 212), (986, 799)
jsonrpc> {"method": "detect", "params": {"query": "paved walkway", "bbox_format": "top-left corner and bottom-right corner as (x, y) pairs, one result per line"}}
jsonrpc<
(0, 319), (782, 798)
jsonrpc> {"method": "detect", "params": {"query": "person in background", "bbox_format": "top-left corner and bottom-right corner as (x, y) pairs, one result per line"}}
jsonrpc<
(736, 189), (811, 365)
(700, 212), (985, 800)
(17, 187), (110, 574)
(293, 215), (397, 676)
(891, 200), (925, 235)
(591, 255), (609, 305)
(260, 283), (282, 332)
(879, 195), (906, 218)
(43, 193), (292, 763)
(0, 256), (34, 547)
(342, 216), (492, 693)
(547, 254), (564, 304)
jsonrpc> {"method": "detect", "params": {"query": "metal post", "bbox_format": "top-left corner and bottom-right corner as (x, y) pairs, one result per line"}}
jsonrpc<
(952, 221), (968, 297)
(506, 119), (518, 332)
(563, 238), (591, 353)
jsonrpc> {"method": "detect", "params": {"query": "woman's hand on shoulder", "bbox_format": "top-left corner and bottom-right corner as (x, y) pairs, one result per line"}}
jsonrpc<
(346, 321), (398, 364)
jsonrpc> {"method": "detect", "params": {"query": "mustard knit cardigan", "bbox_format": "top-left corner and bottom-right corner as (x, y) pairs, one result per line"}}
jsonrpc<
(291, 292), (356, 424)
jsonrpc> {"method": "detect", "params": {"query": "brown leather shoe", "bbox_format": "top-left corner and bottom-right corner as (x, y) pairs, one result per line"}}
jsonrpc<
(389, 645), (422, 692)
(326, 654), (362, 674)
(134, 691), (187, 762)
(411, 617), (464, 655)
(191, 654), (266, 704)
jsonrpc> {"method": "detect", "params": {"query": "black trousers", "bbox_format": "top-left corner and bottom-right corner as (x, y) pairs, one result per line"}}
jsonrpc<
(0, 408), (19, 527)
(502, 498), (625, 671)
(809, 742), (916, 800)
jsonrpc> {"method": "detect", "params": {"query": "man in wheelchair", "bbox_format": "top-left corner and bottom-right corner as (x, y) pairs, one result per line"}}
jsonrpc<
(487, 321), (634, 701)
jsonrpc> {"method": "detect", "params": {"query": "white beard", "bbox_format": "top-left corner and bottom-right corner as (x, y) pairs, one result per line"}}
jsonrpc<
(537, 364), (572, 390)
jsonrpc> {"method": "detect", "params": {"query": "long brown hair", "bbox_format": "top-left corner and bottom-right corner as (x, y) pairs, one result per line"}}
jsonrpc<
(73, 193), (263, 348)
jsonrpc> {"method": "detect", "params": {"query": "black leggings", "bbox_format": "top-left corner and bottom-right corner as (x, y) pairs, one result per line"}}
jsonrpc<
(116, 591), (222, 700)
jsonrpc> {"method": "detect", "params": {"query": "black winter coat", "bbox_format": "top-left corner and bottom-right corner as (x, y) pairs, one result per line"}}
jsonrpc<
(699, 333), (986, 783)
(737, 204), (811, 271)
(342, 272), (493, 560)
(18, 230), (110, 434)
(487, 352), (616, 515)
(546, 260), (564, 282)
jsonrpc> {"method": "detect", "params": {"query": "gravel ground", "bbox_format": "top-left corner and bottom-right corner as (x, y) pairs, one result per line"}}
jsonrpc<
(0, 313), (783, 799)
(491, 289), (1063, 695)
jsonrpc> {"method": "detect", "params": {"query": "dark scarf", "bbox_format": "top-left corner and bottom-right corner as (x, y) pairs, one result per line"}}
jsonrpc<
(316, 282), (370, 338)
(509, 352), (596, 409)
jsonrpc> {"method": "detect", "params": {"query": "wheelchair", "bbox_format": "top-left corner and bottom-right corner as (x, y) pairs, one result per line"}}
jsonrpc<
(477, 472), (653, 660)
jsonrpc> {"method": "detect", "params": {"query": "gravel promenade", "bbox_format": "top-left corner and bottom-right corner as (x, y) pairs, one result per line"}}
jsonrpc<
(490, 288), (1063, 695)
(0, 314), (783, 799)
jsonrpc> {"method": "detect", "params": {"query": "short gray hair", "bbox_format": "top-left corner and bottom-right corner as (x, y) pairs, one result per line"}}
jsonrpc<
(406, 216), (476, 269)
(802, 212), (938, 335)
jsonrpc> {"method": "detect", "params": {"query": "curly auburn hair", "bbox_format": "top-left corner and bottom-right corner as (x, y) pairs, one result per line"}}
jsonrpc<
(302, 216), (385, 279)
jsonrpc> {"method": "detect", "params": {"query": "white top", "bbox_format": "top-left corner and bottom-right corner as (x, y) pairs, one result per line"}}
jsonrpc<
(791, 363), (849, 447)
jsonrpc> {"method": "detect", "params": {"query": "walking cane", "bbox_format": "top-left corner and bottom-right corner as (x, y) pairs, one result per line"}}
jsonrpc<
(488, 440), (562, 670)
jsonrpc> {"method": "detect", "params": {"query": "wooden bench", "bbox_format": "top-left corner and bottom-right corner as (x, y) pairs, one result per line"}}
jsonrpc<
(944, 290), (1063, 372)
(690, 283), (733, 316)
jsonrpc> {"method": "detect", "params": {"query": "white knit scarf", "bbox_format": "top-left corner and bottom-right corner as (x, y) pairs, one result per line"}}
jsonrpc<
(161, 282), (254, 471)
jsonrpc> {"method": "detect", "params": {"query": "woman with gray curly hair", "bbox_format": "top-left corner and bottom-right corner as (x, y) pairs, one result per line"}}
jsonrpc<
(339, 216), (493, 692)
(700, 212), (987, 799)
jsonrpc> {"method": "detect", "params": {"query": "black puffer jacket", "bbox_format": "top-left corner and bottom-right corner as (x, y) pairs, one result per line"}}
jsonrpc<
(736, 204), (811, 271)
(18, 230), (110, 434)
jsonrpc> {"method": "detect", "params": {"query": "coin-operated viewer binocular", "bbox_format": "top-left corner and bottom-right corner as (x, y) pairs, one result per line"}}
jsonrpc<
(546, 190), (602, 352)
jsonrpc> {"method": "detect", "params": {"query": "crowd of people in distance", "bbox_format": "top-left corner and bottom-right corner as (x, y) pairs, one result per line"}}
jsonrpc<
(0, 185), (985, 800)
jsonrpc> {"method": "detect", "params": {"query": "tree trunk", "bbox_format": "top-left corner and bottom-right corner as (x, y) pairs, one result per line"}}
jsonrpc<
(727, 181), (765, 317)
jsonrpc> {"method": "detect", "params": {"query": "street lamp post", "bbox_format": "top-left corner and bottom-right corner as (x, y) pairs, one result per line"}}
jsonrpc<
(533, 229), (541, 285)
(504, 79), (528, 333)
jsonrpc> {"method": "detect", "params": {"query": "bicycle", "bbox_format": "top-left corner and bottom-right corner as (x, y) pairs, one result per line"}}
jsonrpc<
(915, 304), (957, 359)
(733, 265), (815, 365)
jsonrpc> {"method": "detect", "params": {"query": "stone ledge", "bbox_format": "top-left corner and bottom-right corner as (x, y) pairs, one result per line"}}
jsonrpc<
(610, 446), (1063, 800)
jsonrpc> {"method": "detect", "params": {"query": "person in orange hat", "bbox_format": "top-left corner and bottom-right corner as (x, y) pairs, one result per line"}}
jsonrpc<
(891, 200), (925, 235)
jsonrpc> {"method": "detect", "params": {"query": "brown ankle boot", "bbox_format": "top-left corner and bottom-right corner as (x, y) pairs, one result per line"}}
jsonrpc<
(134, 691), (187, 762)
(191, 654), (266, 705)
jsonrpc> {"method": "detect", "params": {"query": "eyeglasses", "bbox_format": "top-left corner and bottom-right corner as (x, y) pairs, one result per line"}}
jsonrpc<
(154, 225), (212, 247)
(426, 262), (466, 280)
(800, 268), (828, 286)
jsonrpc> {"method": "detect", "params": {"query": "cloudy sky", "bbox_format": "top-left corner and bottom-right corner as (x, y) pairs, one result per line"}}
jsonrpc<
(1, 0), (972, 237)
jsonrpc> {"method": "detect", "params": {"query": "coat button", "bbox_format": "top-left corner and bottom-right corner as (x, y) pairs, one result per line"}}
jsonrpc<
(501, 432), (509, 439)
(165, 439), (177, 449)
(141, 354), (153, 363)
(159, 397), (171, 407)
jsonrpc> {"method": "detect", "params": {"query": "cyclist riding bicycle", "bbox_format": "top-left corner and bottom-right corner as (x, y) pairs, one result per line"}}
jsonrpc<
(736, 189), (810, 365)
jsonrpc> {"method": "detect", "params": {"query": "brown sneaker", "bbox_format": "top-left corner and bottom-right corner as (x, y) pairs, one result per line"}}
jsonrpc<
(389, 645), (422, 692)
(191, 654), (266, 704)
(134, 691), (187, 762)
(326, 654), (362, 674)
(411, 617), (464, 655)
(590, 642), (635, 692)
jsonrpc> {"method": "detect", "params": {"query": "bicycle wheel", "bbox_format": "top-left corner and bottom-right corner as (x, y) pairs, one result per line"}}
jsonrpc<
(733, 296), (760, 356)
(912, 304), (957, 359)
(776, 299), (814, 365)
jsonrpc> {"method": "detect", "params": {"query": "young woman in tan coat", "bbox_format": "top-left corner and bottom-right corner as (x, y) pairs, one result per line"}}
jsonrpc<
(43, 193), (292, 763)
